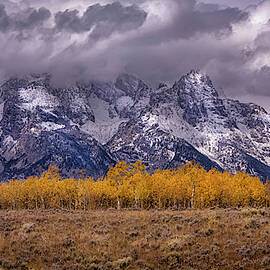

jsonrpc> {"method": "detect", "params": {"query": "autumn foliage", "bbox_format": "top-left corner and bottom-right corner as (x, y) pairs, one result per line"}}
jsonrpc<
(0, 161), (269, 210)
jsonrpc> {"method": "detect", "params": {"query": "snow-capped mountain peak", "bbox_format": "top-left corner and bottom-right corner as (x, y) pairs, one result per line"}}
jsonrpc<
(0, 70), (270, 182)
(176, 70), (218, 100)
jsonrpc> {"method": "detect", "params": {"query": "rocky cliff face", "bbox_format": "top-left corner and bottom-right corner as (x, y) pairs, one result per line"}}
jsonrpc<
(1, 70), (270, 181)
(0, 76), (115, 180)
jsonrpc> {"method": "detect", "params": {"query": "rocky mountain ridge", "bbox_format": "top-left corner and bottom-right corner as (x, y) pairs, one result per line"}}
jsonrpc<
(0, 70), (270, 181)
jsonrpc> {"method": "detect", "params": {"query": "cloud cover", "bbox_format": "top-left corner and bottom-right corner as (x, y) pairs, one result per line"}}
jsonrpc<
(1, 0), (270, 109)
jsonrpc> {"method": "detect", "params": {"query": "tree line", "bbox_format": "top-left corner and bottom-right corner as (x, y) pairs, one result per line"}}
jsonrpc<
(0, 161), (270, 210)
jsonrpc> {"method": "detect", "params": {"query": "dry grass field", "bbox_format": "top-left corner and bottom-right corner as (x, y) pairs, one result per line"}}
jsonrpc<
(0, 208), (270, 269)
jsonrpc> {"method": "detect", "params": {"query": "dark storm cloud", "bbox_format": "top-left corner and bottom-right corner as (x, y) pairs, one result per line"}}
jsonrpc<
(1, 0), (270, 109)
(43, 0), (249, 86)
(0, 5), (10, 32)
(0, 4), (51, 32)
(234, 30), (270, 96)
(14, 7), (51, 31)
(0, 1), (149, 85)
(143, 0), (248, 42)
(55, 2), (147, 39)
(202, 0), (262, 9)
(251, 66), (270, 95)
(54, 9), (82, 33)
(196, 3), (220, 12)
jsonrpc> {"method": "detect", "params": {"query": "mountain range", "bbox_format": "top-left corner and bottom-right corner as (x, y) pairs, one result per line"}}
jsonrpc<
(1, 70), (270, 182)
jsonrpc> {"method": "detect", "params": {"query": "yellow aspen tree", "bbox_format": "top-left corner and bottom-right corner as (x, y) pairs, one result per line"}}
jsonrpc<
(183, 161), (204, 208)
(38, 166), (61, 209)
(265, 178), (270, 207)
(107, 161), (131, 210)
(129, 161), (146, 208)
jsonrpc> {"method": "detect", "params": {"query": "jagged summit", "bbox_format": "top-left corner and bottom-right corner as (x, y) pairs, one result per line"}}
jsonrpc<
(157, 82), (168, 90)
(107, 70), (270, 181)
(115, 73), (151, 102)
(176, 69), (218, 98)
(185, 69), (208, 78)
(115, 73), (140, 93)
(0, 70), (270, 181)
(161, 70), (229, 128)
(184, 69), (207, 80)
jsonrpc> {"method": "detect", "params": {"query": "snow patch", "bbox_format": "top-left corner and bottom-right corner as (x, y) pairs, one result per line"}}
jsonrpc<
(142, 114), (159, 127)
(81, 94), (128, 144)
(115, 96), (134, 113)
(2, 135), (19, 157)
(167, 150), (175, 161)
(19, 86), (59, 112)
(0, 102), (4, 122)
(30, 127), (41, 136)
(3, 135), (17, 147)
(82, 120), (125, 145)
(40, 122), (65, 131)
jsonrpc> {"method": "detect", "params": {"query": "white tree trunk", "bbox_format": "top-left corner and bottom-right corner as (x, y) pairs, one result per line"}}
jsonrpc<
(191, 183), (195, 209)
(134, 194), (138, 209)
(117, 197), (121, 210)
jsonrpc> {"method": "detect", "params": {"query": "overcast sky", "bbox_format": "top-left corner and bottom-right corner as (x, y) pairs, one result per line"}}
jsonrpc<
(203, 0), (261, 8)
(1, 0), (270, 110)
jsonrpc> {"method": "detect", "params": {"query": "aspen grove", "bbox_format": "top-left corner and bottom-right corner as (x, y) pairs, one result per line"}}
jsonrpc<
(0, 161), (269, 210)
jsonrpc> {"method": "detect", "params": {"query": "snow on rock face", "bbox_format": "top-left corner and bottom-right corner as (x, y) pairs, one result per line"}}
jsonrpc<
(115, 96), (134, 113)
(0, 102), (4, 122)
(40, 122), (65, 131)
(115, 73), (150, 100)
(108, 70), (270, 181)
(106, 110), (222, 171)
(0, 129), (115, 181)
(3, 135), (17, 147)
(141, 113), (159, 127)
(82, 120), (125, 145)
(115, 74), (140, 96)
(81, 94), (128, 144)
(19, 86), (59, 112)
(0, 76), (117, 181)
(174, 70), (231, 128)
(1, 135), (20, 159)
(1, 70), (270, 181)
(0, 72), (153, 181)
(92, 81), (122, 103)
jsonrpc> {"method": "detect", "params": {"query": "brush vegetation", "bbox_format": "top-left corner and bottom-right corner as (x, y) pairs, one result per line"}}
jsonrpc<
(0, 208), (270, 269)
